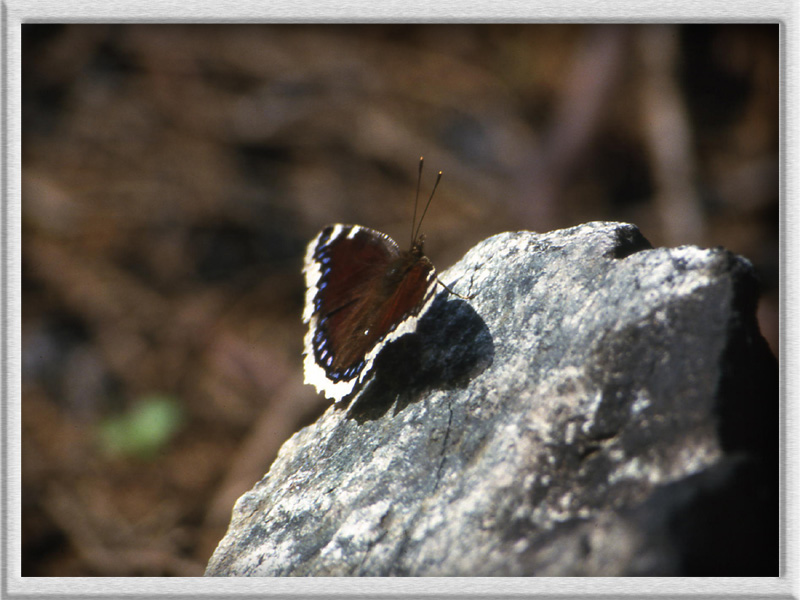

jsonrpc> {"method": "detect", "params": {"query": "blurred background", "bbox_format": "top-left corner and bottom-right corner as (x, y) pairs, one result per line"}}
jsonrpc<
(21, 24), (778, 576)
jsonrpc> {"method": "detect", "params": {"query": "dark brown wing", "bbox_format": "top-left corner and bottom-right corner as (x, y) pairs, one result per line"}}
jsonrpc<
(331, 249), (434, 371)
(305, 225), (400, 378)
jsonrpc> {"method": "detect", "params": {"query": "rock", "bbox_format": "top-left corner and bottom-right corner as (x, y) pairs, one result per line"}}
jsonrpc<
(205, 222), (777, 577)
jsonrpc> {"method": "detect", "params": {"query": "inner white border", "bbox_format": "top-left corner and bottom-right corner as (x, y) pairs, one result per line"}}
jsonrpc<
(4, 1), (795, 598)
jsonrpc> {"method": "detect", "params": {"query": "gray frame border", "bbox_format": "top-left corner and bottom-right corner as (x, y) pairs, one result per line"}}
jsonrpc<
(3, 1), (795, 598)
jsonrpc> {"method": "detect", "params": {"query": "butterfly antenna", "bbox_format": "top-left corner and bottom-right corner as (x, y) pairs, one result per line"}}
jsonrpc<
(411, 156), (424, 247)
(413, 169), (442, 244)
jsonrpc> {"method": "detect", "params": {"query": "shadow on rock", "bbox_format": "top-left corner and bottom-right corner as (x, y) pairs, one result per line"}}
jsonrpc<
(346, 291), (493, 422)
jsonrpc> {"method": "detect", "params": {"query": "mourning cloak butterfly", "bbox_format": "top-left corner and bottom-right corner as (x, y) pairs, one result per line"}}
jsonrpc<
(302, 159), (444, 402)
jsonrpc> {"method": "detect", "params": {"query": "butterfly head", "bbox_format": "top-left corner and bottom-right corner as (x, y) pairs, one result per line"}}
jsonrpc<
(411, 233), (426, 255)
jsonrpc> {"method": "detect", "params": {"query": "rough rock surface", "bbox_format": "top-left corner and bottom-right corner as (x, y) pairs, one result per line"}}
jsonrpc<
(206, 222), (777, 577)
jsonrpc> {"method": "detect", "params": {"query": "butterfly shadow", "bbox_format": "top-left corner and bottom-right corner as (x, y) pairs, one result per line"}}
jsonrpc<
(344, 291), (494, 422)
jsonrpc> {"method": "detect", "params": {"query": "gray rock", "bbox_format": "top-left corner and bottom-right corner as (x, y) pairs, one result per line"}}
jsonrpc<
(206, 222), (777, 577)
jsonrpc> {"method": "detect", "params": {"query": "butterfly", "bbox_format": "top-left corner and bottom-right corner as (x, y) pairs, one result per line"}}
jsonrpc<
(302, 158), (464, 402)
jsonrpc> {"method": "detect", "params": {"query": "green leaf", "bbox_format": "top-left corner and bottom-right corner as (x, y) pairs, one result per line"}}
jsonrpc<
(97, 394), (184, 459)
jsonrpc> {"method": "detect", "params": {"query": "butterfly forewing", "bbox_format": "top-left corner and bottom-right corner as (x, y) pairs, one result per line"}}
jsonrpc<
(303, 224), (438, 402)
(305, 226), (398, 377)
